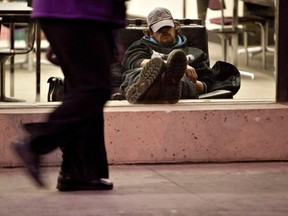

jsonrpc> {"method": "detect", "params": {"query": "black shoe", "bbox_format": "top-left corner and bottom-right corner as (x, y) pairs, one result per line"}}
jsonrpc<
(164, 49), (187, 103)
(12, 140), (45, 187)
(126, 57), (165, 103)
(57, 172), (113, 191)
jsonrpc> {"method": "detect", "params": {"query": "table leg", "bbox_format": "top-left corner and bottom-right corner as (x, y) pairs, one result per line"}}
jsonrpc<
(35, 21), (41, 102)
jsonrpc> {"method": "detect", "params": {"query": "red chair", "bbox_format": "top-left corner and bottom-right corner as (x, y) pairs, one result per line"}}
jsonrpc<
(207, 0), (268, 68)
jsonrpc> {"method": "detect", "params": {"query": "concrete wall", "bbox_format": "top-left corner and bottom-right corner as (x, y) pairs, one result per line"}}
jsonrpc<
(1, 101), (288, 167)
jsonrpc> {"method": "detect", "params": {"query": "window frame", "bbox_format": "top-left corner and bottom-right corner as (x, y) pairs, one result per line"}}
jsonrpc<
(275, 0), (288, 102)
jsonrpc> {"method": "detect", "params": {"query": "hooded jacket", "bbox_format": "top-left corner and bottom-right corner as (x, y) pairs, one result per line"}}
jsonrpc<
(122, 34), (214, 92)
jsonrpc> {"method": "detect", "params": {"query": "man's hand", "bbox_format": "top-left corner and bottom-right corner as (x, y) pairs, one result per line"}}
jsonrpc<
(185, 65), (198, 83)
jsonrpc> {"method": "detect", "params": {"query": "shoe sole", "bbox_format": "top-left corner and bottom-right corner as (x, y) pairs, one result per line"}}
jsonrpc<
(126, 58), (165, 103)
(164, 50), (187, 103)
(57, 180), (113, 191)
(12, 141), (45, 187)
(57, 184), (113, 192)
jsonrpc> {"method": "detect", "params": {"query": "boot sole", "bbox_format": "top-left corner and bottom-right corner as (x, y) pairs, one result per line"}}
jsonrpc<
(164, 50), (187, 103)
(126, 58), (165, 103)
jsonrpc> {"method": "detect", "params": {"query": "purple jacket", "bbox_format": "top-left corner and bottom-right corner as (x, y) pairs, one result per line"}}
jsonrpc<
(32, 0), (126, 28)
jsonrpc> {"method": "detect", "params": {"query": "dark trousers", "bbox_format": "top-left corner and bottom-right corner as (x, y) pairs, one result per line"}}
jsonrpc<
(27, 19), (115, 180)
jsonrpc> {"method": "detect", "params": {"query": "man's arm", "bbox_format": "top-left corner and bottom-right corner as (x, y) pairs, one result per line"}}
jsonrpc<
(185, 47), (214, 94)
(122, 39), (152, 70)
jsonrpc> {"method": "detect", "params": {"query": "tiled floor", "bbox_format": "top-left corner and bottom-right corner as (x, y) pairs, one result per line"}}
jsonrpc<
(1, 162), (288, 216)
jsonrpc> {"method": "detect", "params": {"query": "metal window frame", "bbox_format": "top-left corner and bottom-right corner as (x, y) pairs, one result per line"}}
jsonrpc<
(275, 0), (288, 102)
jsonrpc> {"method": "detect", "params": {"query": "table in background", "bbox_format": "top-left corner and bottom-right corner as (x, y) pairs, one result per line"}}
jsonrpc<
(0, 2), (41, 102)
(242, 0), (275, 7)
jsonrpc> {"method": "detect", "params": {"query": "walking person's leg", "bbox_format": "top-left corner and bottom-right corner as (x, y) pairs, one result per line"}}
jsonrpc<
(13, 19), (115, 190)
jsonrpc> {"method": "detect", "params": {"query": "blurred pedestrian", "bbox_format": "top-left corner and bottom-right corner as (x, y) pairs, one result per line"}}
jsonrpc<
(13, 0), (126, 191)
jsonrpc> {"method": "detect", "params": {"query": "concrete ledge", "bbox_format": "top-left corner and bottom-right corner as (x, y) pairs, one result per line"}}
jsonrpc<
(1, 100), (288, 167)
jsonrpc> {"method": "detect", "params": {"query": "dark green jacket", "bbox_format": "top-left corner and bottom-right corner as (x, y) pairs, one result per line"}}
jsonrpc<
(121, 34), (215, 93)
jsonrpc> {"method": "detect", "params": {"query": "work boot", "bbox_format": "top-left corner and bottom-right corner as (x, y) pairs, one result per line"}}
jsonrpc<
(126, 57), (165, 103)
(163, 49), (187, 103)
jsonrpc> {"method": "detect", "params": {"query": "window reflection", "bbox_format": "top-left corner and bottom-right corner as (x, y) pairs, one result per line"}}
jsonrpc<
(0, 0), (282, 103)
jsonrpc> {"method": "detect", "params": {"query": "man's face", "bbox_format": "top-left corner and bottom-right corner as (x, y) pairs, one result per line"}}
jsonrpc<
(151, 26), (176, 47)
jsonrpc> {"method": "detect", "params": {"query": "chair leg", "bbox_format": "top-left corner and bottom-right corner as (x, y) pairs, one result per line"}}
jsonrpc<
(256, 22), (267, 69)
(10, 56), (15, 97)
(244, 31), (249, 66)
(237, 21), (268, 69)
(219, 34), (239, 65)
(0, 58), (25, 102)
(231, 33), (239, 66)
(0, 61), (7, 101)
(221, 37), (228, 62)
(219, 35), (229, 62)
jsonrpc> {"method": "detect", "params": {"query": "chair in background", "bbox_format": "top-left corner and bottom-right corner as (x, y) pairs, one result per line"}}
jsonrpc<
(238, 1), (275, 68)
(207, 0), (244, 67)
(207, 0), (269, 69)
(0, 16), (36, 102)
